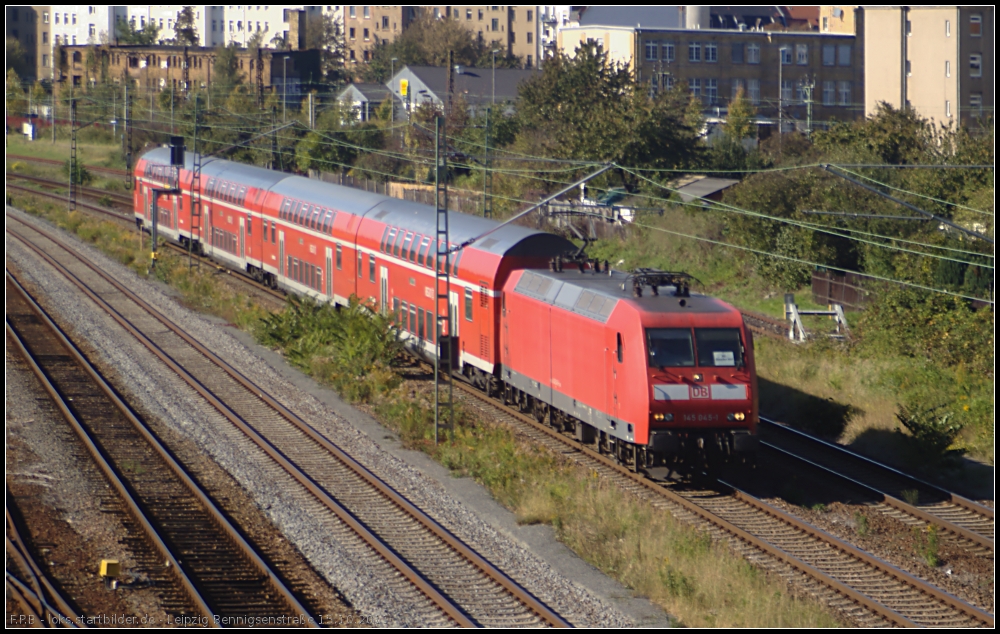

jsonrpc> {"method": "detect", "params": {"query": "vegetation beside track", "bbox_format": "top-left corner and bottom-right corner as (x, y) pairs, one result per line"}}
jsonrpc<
(6, 193), (843, 626)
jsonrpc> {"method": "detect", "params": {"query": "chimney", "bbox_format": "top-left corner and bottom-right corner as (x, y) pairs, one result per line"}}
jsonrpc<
(288, 9), (307, 50)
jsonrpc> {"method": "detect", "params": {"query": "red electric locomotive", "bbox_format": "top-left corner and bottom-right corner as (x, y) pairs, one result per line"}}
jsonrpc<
(133, 148), (759, 474)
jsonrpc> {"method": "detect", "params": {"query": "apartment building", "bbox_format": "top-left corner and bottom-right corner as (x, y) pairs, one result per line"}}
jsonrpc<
(864, 6), (992, 127)
(344, 5), (539, 68)
(559, 20), (865, 128)
(6, 6), (51, 82)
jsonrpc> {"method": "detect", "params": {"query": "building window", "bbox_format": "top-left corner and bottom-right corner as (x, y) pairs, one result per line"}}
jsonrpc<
(55, 13), (59, 24)
(363, 28), (369, 40)
(795, 44), (808, 65)
(42, 32), (48, 43)
(43, 11), (48, 23)
(970, 54), (982, 77)
(705, 78), (717, 104)
(747, 43), (760, 64)
(945, 100), (951, 117)
(526, 32), (532, 44)
(689, 78), (701, 97)
(89, 24), (95, 36)
(382, 16), (388, 29)
(42, 54), (48, 67)
(72, 13), (77, 25)
(528, 9), (533, 21)
(945, 60), (951, 77)
(645, 40), (658, 60)
(466, 9), (472, 20)
(212, 19), (217, 31)
(72, 35), (77, 44)
(705, 42), (717, 62)
(491, 17), (498, 31)
(945, 19), (950, 37)
(838, 45), (851, 66)
(688, 42), (701, 62)
(349, 6), (355, 18)
(731, 78), (745, 100)
(823, 80), (835, 105)
(780, 47), (791, 65)
(526, 54), (532, 68)
(822, 44), (834, 66)
(363, 6), (369, 19)
(478, 10), (483, 20)
(838, 81), (851, 106)
(781, 80), (793, 102)
(969, 14), (981, 37)
(731, 42), (743, 63)
(662, 42), (674, 62)
(906, 60), (911, 76)
(822, 16), (828, 31)
(905, 19), (911, 36)
(349, 49), (355, 60)
(748, 79), (760, 104)
(349, 27), (355, 39)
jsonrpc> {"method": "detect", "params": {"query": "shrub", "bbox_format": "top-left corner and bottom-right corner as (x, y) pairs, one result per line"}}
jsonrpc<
(895, 401), (965, 465)
(64, 159), (92, 185)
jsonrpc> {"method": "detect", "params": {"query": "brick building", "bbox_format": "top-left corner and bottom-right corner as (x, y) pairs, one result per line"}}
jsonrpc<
(59, 44), (319, 104)
(344, 5), (540, 68)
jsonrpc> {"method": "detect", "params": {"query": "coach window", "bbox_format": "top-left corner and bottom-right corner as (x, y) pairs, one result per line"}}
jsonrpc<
(407, 234), (421, 262)
(237, 186), (247, 205)
(417, 236), (431, 266)
(393, 298), (401, 322)
(229, 183), (238, 202)
(392, 230), (406, 257)
(464, 288), (473, 321)
(369, 254), (376, 283)
(323, 210), (335, 233)
(358, 250), (364, 278)
(401, 233), (413, 260)
(311, 206), (322, 229)
(384, 227), (396, 253)
(452, 249), (463, 276)
(400, 301), (409, 331)
(207, 178), (216, 196)
(425, 309), (435, 343)
(410, 305), (417, 335)
(246, 213), (252, 234)
(418, 309), (424, 340)
(380, 226), (391, 252)
(270, 221), (276, 243)
(335, 244), (342, 269)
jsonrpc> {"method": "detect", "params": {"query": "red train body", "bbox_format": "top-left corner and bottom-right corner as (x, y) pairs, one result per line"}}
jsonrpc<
(134, 148), (758, 472)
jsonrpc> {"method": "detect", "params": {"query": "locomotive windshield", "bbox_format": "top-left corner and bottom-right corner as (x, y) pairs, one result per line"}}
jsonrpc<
(694, 328), (744, 367)
(646, 328), (744, 368)
(646, 329), (695, 367)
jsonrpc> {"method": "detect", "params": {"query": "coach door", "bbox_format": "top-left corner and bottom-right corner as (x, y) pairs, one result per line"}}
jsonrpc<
(380, 266), (389, 315)
(239, 217), (245, 260)
(326, 246), (333, 298)
(171, 196), (178, 230)
(278, 231), (285, 277)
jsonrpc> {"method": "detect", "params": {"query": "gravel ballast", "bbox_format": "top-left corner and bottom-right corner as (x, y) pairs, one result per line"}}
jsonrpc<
(6, 207), (649, 627)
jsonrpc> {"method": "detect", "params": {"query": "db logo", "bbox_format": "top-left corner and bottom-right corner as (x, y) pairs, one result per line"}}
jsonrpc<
(690, 385), (710, 399)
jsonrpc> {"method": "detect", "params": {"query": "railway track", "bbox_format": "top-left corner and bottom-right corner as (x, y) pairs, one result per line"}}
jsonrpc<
(7, 214), (571, 628)
(7, 171), (133, 208)
(446, 373), (994, 628)
(6, 494), (82, 628)
(7, 153), (128, 177)
(760, 419), (994, 554)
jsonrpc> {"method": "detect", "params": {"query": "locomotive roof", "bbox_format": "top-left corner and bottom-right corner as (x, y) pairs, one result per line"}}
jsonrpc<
(514, 268), (734, 324)
(141, 148), (574, 258)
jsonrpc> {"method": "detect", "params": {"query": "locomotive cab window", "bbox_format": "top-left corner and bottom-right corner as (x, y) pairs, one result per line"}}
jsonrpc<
(695, 328), (744, 367)
(646, 329), (695, 367)
(380, 226), (391, 252)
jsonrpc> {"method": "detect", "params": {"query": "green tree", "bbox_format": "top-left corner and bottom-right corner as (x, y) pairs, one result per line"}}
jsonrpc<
(725, 88), (756, 141)
(6, 68), (27, 115)
(212, 43), (244, 96)
(174, 6), (199, 47)
(306, 12), (346, 86)
(246, 29), (267, 50)
(515, 43), (700, 171)
(116, 19), (161, 45)
(6, 38), (31, 81)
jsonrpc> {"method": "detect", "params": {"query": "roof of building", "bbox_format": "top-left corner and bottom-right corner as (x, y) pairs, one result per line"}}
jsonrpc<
(338, 83), (393, 102)
(574, 6), (803, 31)
(400, 65), (540, 105)
(577, 6), (682, 29)
(673, 176), (740, 203)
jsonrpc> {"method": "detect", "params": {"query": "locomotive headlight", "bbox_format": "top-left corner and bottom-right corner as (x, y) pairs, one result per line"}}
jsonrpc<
(654, 413), (664, 421)
(652, 413), (674, 422)
(734, 412), (746, 421)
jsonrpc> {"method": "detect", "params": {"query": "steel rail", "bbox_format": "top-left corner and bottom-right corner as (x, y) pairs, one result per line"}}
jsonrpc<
(6, 269), (315, 627)
(7, 172), (133, 207)
(7, 216), (569, 628)
(762, 418), (994, 522)
(759, 434), (993, 551)
(7, 153), (128, 176)
(6, 502), (83, 628)
(449, 376), (995, 628)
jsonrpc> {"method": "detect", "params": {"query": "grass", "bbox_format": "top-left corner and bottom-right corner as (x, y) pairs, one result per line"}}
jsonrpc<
(10, 186), (845, 627)
(7, 134), (127, 170)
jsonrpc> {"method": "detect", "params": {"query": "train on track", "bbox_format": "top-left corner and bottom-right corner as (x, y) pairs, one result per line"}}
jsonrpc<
(134, 147), (759, 473)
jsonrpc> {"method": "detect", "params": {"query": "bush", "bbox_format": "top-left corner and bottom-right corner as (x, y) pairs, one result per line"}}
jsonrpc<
(256, 295), (402, 402)
(895, 401), (965, 465)
(64, 159), (92, 185)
